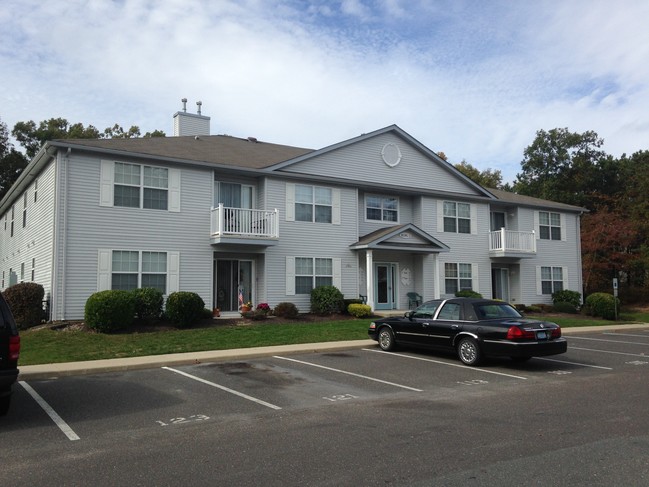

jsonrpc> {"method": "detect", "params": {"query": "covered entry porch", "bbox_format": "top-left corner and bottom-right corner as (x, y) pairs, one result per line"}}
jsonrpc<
(350, 224), (450, 311)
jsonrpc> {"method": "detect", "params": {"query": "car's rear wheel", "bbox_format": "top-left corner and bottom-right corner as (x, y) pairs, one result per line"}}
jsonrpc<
(378, 327), (396, 351)
(457, 337), (482, 366)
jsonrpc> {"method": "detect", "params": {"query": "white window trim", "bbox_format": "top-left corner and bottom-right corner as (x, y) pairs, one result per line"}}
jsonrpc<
(535, 211), (566, 242)
(285, 183), (340, 225)
(365, 194), (400, 223)
(442, 262), (479, 295)
(100, 160), (180, 212)
(97, 249), (180, 294)
(536, 265), (568, 295)
(286, 256), (342, 295)
(437, 200), (477, 235)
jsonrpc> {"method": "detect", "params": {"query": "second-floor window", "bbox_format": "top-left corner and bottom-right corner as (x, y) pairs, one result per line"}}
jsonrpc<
(443, 201), (471, 234)
(114, 162), (169, 210)
(295, 185), (332, 223)
(366, 195), (398, 222)
(539, 211), (561, 240)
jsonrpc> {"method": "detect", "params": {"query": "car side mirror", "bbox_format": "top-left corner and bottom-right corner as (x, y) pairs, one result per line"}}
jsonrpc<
(405, 311), (414, 319)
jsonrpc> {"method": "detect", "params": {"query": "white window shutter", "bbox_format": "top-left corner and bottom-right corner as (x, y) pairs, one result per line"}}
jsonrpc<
(285, 183), (295, 221)
(333, 258), (342, 289)
(536, 266), (542, 295)
(562, 266), (569, 290)
(167, 252), (180, 293)
(99, 160), (114, 207)
(560, 214), (567, 241)
(534, 211), (540, 240)
(168, 168), (181, 212)
(286, 256), (295, 295)
(437, 201), (444, 232)
(471, 263), (479, 293)
(97, 249), (112, 291)
(470, 204), (478, 235)
(332, 188), (341, 225)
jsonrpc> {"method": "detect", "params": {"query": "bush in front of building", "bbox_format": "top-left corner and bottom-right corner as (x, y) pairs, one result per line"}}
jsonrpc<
(131, 287), (164, 324)
(85, 290), (136, 332)
(165, 291), (205, 328)
(552, 289), (581, 308)
(273, 302), (299, 319)
(310, 285), (344, 315)
(347, 303), (372, 318)
(553, 301), (579, 314)
(2, 282), (45, 329)
(585, 292), (619, 320)
(455, 290), (483, 298)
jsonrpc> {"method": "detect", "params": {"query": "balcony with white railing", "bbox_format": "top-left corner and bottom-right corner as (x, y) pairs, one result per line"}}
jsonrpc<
(489, 229), (536, 258)
(210, 204), (279, 246)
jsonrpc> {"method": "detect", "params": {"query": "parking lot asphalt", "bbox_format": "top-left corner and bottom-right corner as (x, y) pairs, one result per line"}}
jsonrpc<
(18, 323), (649, 381)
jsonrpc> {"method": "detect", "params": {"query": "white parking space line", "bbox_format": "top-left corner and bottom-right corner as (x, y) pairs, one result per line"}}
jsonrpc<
(534, 357), (613, 369)
(162, 367), (282, 410)
(19, 381), (80, 441)
(362, 349), (528, 380)
(570, 346), (649, 358)
(273, 356), (423, 392)
(568, 336), (649, 346)
(602, 332), (649, 339)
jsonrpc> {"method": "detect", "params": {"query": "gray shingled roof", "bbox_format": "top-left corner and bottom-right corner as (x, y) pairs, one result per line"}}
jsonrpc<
(55, 135), (314, 169)
(487, 188), (587, 213)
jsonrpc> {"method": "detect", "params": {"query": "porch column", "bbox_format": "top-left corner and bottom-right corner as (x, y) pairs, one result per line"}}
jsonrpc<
(433, 253), (440, 299)
(366, 249), (374, 310)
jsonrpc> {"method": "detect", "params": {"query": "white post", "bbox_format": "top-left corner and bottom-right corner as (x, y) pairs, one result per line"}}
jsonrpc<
(501, 227), (506, 251)
(218, 203), (224, 235)
(274, 208), (279, 238)
(366, 249), (374, 310)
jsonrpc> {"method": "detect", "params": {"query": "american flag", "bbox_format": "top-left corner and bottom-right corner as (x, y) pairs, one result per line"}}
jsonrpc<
(238, 288), (244, 307)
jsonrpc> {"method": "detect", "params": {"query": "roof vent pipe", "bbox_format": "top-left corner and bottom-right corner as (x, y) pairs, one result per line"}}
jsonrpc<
(196, 100), (202, 115)
(181, 98), (187, 112)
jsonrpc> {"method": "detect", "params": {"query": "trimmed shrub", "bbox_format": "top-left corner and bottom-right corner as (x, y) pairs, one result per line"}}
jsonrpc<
(131, 287), (164, 323)
(347, 303), (372, 318)
(552, 290), (581, 308)
(343, 298), (363, 314)
(85, 290), (135, 333)
(274, 302), (299, 319)
(455, 289), (483, 298)
(2, 282), (45, 329)
(585, 292), (619, 320)
(553, 301), (579, 314)
(165, 291), (205, 328)
(310, 285), (344, 315)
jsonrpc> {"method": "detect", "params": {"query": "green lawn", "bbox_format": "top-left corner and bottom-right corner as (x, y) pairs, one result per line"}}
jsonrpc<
(18, 310), (649, 366)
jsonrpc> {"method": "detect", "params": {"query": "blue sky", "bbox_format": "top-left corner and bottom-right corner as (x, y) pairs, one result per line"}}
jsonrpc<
(1, 0), (648, 182)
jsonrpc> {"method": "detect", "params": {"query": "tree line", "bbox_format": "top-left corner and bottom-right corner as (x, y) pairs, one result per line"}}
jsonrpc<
(2, 116), (647, 301)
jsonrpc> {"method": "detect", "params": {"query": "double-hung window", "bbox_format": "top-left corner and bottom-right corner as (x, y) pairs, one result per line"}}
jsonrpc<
(539, 211), (561, 240)
(295, 185), (332, 223)
(443, 201), (471, 233)
(114, 162), (169, 210)
(295, 257), (333, 294)
(541, 266), (563, 294)
(366, 195), (398, 222)
(111, 250), (168, 294)
(445, 263), (473, 294)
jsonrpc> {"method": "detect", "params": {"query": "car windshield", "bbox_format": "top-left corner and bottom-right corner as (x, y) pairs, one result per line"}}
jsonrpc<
(412, 301), (441, 318)
(475, 303), (522, 320)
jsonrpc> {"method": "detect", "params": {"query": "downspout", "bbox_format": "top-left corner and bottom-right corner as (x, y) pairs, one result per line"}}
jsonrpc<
(60, 147), (70, 318)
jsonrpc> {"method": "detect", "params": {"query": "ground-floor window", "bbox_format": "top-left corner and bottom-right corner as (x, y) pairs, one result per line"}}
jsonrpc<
(295, 257), (333, 294)
(445, 263), (473, 294)
(541, 266), (563, 294)
(112, 250), (167, 294)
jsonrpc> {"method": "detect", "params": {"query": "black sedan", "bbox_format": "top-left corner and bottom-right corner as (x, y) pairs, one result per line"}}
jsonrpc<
(368, 298), (567, 366)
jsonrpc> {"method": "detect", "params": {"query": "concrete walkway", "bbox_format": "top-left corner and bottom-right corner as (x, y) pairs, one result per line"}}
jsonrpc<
(18, 323), (649, 381)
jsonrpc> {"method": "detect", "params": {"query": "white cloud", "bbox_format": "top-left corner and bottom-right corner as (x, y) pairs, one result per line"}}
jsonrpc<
(1, 0), (648, 183)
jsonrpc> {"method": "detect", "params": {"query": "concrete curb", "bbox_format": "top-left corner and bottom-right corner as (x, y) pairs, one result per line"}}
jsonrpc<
(18, 324), (649, 381)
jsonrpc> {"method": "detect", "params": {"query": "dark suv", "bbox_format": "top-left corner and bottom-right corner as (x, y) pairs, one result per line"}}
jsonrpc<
(0, 292), (20, 415)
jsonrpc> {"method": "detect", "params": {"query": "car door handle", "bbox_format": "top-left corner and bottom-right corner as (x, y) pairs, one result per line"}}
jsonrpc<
(451, 325), (460, 330)
(422, 323), (430, 327)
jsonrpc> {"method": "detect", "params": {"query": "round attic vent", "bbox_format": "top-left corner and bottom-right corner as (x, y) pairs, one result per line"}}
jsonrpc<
(381, 143), (402, 167)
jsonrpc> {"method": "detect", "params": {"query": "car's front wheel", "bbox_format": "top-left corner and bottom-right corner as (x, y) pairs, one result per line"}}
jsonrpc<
(457, 337), (482, 366)
(378, 327), (396, 351)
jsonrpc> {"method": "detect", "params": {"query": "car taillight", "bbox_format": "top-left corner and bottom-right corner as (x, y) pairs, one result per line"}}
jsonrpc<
(506, 326), (535, 340)
(9, 335), (20, 361)
(551, 327), (562, 338)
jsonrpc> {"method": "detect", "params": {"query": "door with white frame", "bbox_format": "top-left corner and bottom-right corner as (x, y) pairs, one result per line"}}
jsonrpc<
(214, 259), (253, 312)
(491, 268), (510, 303)
(374, 263), (397, 310)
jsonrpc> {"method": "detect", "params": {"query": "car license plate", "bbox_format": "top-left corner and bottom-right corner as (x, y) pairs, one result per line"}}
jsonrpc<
(536, 331), (548, 340)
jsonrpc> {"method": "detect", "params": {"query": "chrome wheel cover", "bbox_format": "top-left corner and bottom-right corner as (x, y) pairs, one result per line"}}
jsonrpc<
(459, 340), (477, 364)
(379, 330), (392, 349)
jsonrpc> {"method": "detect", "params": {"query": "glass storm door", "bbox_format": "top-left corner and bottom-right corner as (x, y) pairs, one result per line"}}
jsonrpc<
(374, 263), (396, 310)
(215, 260), (252, 311)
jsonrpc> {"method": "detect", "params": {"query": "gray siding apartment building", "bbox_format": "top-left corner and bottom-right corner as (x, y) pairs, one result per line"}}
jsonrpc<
(0, 107), (585, 320)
